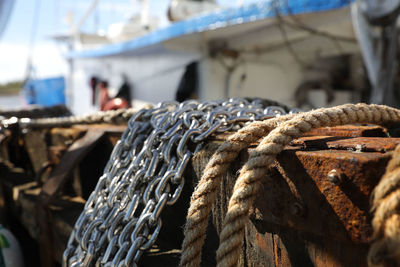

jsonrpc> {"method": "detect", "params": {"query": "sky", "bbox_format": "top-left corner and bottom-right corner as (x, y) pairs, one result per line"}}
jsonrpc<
(0, 0), (257, 84)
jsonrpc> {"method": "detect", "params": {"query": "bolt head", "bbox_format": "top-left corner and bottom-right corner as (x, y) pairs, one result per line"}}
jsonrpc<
(327, 169), (343, 185)
(290, 202), (305, 217)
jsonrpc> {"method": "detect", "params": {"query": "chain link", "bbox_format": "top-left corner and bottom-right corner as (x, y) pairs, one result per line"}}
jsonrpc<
(63, 98), (296, 266)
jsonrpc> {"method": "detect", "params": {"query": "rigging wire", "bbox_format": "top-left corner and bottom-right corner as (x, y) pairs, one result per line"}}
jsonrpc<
(235, 0), (356, 57)
(273, 0), (308, 68)
(282, 0), (356, 43)
(24, 0), (42, 82)
(281, 0), (350, 54)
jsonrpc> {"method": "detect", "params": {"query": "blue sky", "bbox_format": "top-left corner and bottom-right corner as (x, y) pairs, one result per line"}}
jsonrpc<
(0, 0), (257, 83)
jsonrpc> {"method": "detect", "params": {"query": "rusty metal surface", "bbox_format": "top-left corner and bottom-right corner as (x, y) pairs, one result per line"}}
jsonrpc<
(251, 136), (398, 246)
(261, 148), (389, 243)
(305, 125), (387, 137)
(291, 136), (400, 152)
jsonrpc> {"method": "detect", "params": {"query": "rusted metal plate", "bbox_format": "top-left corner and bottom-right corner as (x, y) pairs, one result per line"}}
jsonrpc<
(305, 125), (387, 137)
(244, 145), (390, 266)
(291, 136), (400, 152)
(253, 148), (389, 243)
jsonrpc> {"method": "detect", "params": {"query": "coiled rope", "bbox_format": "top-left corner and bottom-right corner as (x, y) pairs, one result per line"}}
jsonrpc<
(369, 144), (400, 266)
(181, 103), (400, 267)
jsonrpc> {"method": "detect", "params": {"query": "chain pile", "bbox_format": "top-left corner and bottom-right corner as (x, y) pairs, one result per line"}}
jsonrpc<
(63, 98), (293, 266)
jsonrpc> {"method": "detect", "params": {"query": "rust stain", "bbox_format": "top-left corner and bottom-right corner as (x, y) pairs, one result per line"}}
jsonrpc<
(253, 145), (392, 244)
(256, 232), (269, 252)
(292, 149), (388, 243)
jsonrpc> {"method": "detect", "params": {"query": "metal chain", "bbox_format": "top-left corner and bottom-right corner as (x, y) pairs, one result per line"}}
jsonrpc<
(63, 98), (296, 267)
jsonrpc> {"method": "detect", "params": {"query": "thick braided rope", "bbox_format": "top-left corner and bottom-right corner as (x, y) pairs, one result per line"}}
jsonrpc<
(180, 114), (296, 267)
(18, 106), (152, 128)
(216, 103), (400, 267)
(369, 144), (400, 266)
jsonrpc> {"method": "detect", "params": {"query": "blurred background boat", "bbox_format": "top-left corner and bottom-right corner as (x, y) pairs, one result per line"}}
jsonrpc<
(2, 0), (400, 115)
(47, 0), (364, 115)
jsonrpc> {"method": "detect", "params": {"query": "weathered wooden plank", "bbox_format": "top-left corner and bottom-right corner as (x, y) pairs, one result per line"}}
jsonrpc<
(0, 105), (71, 119)
(0, 124), (126, 266)
(23, 131), (48, 173)
(12, 183), (85, 261)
